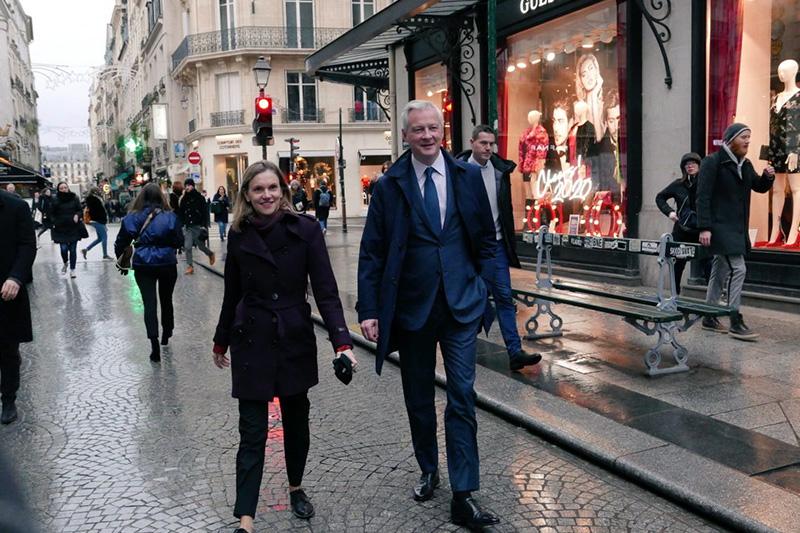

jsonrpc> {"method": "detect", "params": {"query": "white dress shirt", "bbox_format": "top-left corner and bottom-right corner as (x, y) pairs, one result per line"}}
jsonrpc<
(468, 155), (503, 239)
(411, 152), (447, 228)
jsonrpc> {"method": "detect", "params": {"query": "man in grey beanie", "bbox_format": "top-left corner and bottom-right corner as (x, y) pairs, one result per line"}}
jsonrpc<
(696, 123), (775, 340)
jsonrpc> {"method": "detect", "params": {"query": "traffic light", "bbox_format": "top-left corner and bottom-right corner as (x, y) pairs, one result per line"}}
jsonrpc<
(286, 137), (300, 171)
(253, 95), (273, 146)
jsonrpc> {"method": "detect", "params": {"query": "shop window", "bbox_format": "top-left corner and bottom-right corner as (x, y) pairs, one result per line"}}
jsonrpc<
(708, 0), (800, 251)
(281, 155), (337, 210)
(352, 87), (381, 121)
(413, 63), (452, 152)
(498, 0), (627, 236)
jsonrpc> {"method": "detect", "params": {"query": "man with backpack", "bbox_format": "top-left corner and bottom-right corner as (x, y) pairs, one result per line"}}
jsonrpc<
(312, 180), (333, 233)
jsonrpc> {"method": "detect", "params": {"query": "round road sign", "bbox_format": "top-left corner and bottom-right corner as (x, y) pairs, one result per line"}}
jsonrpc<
(187, 151), (202, 165)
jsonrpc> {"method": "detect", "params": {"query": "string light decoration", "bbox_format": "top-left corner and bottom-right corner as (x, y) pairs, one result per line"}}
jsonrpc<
(586, 191), (624, 237)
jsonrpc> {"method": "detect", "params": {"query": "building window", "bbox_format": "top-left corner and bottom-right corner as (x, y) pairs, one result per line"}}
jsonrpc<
(285, 0), (313, 48)
(352, 87), (380, 121)
(216, 72), (242, 113)
(708, 0), (800, 252)
(498, 0), (626, 236)
(286, 72), (318, 122)
(414, 63), (452, 151)
(352, 0), (374, 25)
(219, 0), (235, 50)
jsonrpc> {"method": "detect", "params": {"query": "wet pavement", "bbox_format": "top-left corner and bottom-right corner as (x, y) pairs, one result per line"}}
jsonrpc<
(0, 226), (724, 532)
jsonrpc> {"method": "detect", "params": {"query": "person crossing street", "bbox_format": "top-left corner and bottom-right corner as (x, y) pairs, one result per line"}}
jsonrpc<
(179, 178), (215, 275)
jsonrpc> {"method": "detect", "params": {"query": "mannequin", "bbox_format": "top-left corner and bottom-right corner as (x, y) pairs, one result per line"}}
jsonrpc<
(519, 110), (550, 223)
(568, 100), (597, 176)
(767, 59), (800, 247)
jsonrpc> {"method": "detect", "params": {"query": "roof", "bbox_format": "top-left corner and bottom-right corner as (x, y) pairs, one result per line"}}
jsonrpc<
(306, 0), (478, 82)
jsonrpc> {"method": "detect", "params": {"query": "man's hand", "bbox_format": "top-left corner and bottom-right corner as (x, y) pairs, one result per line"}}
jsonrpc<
(1, 279), (21, 301)
(765, 164), (776, 177)
(668, 211), (679, 222)
(360, 319), (379, 342)
(699, 230), (712, 247)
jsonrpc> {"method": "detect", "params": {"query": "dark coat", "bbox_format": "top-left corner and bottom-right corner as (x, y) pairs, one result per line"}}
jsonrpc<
(115, 206), (184, 269)
(214, 212), (352, 401)
(85, 194), (108, 224)
(0, 191), (36, 344)
(178, 189), (209, 227)
(655, 176), (699, 243)
(455, 150), (521, 268)
(696, 148), (774, 255)
(292, 189), (309, 213)
(357, 149), (496, 373)
(211, 193), (230, 223)
(49, 191), (84, 244)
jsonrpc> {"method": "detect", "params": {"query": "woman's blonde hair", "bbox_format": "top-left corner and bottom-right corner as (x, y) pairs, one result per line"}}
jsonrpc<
(230, 160), (294, 232)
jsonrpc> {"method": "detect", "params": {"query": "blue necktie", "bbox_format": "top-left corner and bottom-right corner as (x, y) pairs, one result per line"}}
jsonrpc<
(423, 166), (441, 232)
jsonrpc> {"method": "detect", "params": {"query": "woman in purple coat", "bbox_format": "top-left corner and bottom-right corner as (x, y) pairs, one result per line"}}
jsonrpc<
(212, 161), (356, 533)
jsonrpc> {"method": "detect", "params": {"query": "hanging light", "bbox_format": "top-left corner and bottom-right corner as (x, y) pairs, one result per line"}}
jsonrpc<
(582, 37), (594, 48)
(516, 61), (527, 69)
(507, 65), (516, 72)
(545, 51), (556, 62)
(564, 42), (576, 54)
(530, 56), (542, 65)
(427, 90), (434, 97)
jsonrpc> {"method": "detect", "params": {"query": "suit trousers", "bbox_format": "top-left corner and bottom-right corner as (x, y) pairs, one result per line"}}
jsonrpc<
(396, 290), (481, 492)
(234, 393), (310, 519)
(0, 342), (21, 404)
(133, 266), (177, 339)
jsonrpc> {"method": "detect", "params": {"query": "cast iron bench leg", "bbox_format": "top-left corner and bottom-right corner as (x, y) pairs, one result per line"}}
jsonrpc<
(523, 298), (564, 340)
(624, 318), (689, 376)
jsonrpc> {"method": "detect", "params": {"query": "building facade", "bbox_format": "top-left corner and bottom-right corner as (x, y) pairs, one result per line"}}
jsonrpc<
(307, 0), (800, 308)
(0, 0), (41, 171)
(42, 144), (93, 194)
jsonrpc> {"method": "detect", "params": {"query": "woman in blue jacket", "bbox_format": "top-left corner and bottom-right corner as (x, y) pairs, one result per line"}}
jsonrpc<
(115, 183), (184, 362)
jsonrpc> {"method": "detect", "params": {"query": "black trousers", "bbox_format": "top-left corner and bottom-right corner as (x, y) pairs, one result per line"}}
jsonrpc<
(0, 342), (21, 404)
(133, 266), (178, 339)
(234, 393), (310, 519)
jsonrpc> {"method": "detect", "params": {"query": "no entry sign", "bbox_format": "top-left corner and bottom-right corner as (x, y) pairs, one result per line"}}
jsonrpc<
(187, 151), (202, 165)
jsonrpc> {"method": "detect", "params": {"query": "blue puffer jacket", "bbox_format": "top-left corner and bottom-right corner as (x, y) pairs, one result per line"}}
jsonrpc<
(115, 206), (184, 268)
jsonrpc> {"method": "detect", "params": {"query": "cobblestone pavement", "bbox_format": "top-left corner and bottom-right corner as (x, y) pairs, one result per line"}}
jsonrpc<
(0, 235), (724, 532)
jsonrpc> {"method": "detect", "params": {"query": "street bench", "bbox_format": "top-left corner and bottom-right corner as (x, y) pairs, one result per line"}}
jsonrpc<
(512, 227), (727, 376)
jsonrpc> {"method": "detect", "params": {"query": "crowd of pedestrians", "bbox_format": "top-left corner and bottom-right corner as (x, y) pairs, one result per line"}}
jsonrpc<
(0, 95), (780, 533)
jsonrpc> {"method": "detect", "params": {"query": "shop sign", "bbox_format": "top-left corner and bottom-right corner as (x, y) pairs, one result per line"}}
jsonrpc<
(216, 134), (242, 151)
(669, 244), (697, 259)
(519, 0), (561, 15)
(640, 240), (660, 255)
(534, 156), (593, 203)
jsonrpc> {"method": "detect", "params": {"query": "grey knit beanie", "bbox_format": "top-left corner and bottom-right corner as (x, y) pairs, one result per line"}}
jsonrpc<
(722, 123), (751, 145)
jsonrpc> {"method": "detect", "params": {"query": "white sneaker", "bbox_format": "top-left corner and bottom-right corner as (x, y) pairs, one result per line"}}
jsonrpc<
(62, 263), (68, 274)
(70, 270), (76, 279)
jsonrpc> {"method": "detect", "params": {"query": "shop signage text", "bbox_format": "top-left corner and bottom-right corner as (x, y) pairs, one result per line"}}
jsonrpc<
(534, 156), (593, 203)
(519, 0), (561, 15)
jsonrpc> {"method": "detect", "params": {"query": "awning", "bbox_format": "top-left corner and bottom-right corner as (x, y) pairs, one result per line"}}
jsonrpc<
(0, 160), (51, 187)
(358, 149), (392, 157)
(305, 0), (478, 86)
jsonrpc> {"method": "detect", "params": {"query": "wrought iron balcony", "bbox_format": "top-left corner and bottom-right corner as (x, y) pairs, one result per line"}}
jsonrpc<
(348, 106), (387, 123)
(281, 108), (325, 124)
(172, 26), (348, 71)
(210, 110), (245, 128)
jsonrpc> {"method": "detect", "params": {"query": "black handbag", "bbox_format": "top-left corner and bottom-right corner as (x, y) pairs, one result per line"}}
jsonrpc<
(116, 210), (159, 274)
(677, 197), (698, 233)
(78, 221), (90, 239)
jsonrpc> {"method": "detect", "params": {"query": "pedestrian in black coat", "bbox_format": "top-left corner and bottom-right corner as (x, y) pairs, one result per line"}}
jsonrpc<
(49, 182), (84, 278)
(211, 186), (231, 241)
(36, 188), (53, 239)
(655, 152), (706, 293)
(311, 181), (332, 233)
(0, 189), (36, 424)
(212, 161), (355, 532)
(696, 123), (775, 340)
(178, 179), (215, 274)
(81, 187), (111, 260)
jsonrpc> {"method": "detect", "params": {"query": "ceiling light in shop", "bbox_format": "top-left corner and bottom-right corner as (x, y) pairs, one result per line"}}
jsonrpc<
(530, 56), (542, 65)
(564, 42), (576, 54)
(516, 61), (527, 69)
(507, 65), (516, 72)
(427, 90), (433, 97)
(545, 51), (556, 62)
(582, 37), (594, 48)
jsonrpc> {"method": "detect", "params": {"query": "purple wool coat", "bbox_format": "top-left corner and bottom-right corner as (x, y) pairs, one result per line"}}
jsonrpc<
(214, 211), (352, 401)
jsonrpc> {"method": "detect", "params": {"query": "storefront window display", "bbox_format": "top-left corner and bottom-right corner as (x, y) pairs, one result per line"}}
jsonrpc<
(281, 155), (337, 210)
(414, 63), (453, 152)
(708, 0), (800, 252)
(498, 0), (627, 237)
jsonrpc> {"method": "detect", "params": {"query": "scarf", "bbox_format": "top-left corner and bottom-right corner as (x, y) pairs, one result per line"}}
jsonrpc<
(249, 209), (286, 233)
(722, 144), (746, 180)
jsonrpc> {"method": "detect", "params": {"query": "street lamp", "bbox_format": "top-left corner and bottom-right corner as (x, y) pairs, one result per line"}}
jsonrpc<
(253, 56), (271, 91)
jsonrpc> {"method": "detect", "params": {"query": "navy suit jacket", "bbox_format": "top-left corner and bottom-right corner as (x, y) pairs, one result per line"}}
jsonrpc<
(357, 149), (496, 374)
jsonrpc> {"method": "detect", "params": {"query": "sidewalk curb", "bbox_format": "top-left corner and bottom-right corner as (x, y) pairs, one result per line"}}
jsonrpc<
(196, 262), (798, 533)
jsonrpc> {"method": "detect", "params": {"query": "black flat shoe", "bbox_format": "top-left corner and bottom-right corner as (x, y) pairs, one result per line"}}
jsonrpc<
(413, 471), (440, 502)
(290, 489), (314, 519)
(232, 529), (251, 533)
(509, 350), (542, 371)
(149, 338), (161, 362)
(451, 497), (500, 530)
(1, 402), (18, 424)
(161, 330), (172, 346)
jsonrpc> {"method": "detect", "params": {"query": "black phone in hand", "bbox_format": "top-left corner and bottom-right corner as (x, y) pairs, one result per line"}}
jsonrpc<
(333, 353), (354, 385)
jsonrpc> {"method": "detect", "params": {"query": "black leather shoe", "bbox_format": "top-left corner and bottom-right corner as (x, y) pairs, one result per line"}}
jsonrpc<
(413, 471), (440, 502)
(161, 330), (172, 346)
(1, 402), (18, 424)
(290, 489), (314, 519)
(451, 497), (500, 530)
(509, 350), (542, 371)
(232, 529), (250, 533)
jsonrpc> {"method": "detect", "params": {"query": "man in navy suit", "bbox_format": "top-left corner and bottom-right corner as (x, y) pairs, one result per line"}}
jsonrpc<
(358, 100), (500, 529)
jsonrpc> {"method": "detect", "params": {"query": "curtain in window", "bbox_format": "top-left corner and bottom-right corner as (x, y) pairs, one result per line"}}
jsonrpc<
(707, 0), (744, 154)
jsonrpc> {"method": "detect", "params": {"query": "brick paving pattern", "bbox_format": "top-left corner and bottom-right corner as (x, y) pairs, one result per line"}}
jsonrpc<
(0, 239), (724, 532)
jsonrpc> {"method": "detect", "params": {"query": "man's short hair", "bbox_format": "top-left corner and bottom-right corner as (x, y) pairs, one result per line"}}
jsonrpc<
(400, 100), (444, 131)
(470, 125), (496, 140)
(605, 89), (620, 114)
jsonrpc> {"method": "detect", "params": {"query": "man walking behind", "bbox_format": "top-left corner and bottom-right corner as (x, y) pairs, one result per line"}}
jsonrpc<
(697, 123), (774, 340)
(178, 178), (215, 275)
(457, 125), (542, 371)
(0, 188), (36, 424)
(358, 100), (500, 529)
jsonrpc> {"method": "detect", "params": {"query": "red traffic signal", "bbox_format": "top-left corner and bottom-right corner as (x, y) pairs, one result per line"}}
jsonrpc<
(255, 96), (272, 120)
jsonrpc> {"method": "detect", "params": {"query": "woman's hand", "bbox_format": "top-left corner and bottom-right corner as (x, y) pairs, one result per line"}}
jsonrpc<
(339, 349), (358, 371)
(668, 211), (679, 222)
(212, 351), (230, 369)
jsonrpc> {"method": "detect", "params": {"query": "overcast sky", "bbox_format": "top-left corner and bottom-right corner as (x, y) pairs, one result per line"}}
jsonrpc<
(20, 0), (114, 149)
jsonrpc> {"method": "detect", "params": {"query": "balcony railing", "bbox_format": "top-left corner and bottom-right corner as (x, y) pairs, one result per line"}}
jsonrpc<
(348, 106), (387, 123)
(210, 110), (245, 128)
(188, 119), (196, 133)
(172, 26), (348, 71)
(281, 108), (325, 124)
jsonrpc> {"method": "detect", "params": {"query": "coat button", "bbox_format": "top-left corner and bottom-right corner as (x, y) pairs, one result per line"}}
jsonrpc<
(271, 293), (279, 301)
